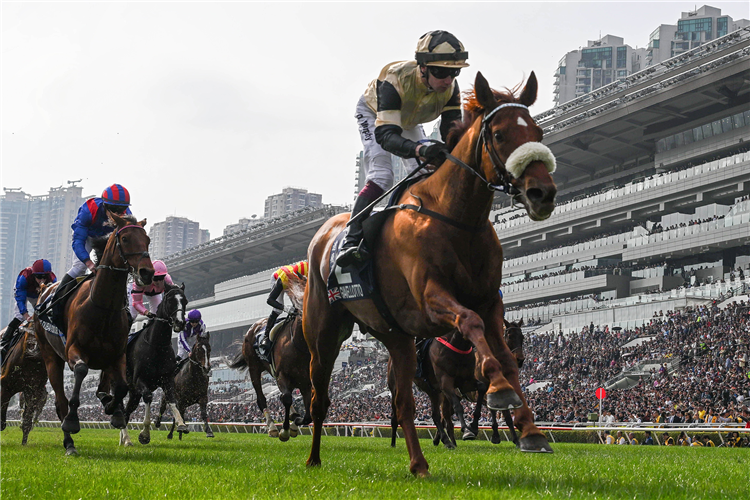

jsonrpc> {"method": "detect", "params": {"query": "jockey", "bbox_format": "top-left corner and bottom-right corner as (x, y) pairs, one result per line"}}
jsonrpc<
(336, 30), (469, 268)
(1, 259), (56, 363)
(129, 260), (173, 321)
(176, 309), (207, 364)
(257, 261), (308, 361)
(51, 184), (132, 326)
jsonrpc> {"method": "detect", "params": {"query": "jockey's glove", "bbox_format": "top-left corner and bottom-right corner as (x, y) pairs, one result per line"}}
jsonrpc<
(420, 142), (450, 162)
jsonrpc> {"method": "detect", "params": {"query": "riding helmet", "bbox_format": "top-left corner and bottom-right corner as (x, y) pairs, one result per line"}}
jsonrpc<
(187, 309), (201, 321)
(32, 259), (52, 274)
(415, 31), (469, 68)
(101, 184), (131, 206)
(153, 260), (168, 277)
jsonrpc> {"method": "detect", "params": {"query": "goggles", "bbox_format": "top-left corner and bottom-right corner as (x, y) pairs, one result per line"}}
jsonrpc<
(104, 204), (127, 214)
(189, 319), (200, 324)
(153, 275), (165, 281)
(428, 66), (460, 79)
(34, 273), (51, 281)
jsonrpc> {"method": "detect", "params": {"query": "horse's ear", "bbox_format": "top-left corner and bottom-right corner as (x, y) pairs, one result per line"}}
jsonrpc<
(503, 318), (510, 328)
(519, 318), (524, 327)
(139, 218), (147, 228)
(474, 71), (496, 111)
(519, 71), (538, 107)
(180, 282), (185, 291)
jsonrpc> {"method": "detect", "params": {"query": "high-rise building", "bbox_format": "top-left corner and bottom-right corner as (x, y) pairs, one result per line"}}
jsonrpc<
(0, 182), (84, 325)
(149, 216), (210, 260)
(264, 187), (323, 218)
(554, 35), (647, 105)
(647, 5), (750, 66)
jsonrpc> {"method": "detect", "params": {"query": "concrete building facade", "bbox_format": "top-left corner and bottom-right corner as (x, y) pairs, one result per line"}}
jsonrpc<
(149, 216), (210, 260)
(264, 187), (323, 218)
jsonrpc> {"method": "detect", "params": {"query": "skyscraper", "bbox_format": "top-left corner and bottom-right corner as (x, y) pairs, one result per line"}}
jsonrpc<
(149, 216), (210, 260)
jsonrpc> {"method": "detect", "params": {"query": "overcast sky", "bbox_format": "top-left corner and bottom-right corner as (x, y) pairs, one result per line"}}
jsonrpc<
(3, 1), (748, 238)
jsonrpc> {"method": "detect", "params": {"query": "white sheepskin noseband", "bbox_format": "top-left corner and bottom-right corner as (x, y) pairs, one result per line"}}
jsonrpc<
(505, 142), (556, 179)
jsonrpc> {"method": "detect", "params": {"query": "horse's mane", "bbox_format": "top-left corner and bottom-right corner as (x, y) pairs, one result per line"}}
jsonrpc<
(91, 215), (139, 262)
(445, 83), (523, 151)
(285, 274), (307, 311)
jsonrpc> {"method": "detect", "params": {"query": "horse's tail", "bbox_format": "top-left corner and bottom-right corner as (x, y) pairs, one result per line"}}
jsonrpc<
(227, 340), (247, 371)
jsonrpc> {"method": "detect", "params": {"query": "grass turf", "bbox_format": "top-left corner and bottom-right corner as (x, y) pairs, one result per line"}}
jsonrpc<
(1, 427), (747, 499)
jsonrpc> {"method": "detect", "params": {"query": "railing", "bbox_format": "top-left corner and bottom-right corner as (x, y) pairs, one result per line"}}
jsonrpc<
(7, 420), (747, 445)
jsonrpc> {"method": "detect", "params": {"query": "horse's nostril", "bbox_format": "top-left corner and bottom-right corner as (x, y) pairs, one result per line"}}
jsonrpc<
(526, 188), (544, 203)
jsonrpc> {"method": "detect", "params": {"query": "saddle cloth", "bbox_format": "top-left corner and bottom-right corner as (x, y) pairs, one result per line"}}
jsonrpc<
(253, 316), (292, 378)
(327, 172), (432, 306)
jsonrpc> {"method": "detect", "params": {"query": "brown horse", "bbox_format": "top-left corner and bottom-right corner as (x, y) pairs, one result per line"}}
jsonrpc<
(390, 319), (524, 448)
(1, 323), (48, 444)
(303, 71), (556, 475)
(156, 332), (213, 440)
(35, 213), (154, 455)
(229, 274), (312, 441)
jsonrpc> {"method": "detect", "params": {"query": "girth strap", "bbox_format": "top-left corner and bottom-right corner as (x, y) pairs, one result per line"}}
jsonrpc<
(436, 337), (473, 355)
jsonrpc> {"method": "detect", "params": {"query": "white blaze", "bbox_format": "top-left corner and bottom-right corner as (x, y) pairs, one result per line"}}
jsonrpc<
(517, 117), (528, 127)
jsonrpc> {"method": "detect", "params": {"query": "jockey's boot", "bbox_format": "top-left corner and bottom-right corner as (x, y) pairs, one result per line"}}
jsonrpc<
(335, 193), (375, 268)
(50, 273), (76, 327)
(0, 318), (22, 366)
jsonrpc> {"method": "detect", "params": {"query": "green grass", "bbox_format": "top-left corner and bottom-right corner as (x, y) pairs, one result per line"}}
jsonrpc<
(1, 427), (748, 499)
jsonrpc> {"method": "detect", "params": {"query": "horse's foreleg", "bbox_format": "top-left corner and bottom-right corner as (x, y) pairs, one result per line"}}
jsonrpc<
(484, 302), (551, 453)
(168, 402), (188, 433)
(154, 392), (168, 428)
(138, 389), (153, 445)
(386, 336), (429, 477)
(503, 409), (518, 446)
(279, 389), (292, 442)
(452, 393), (474, 441)
(201, 398), (213, 438)
(104, 357), (128, 429)
(1, 382), (10, 432)
(96, 371), (113, 409)
(472, 381), (488, 437)
(423, 285), (515, 409)
(61, 352), (88, 434)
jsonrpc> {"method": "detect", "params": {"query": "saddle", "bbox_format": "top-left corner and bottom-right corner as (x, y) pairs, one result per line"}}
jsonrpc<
(253, 315), (294, 377)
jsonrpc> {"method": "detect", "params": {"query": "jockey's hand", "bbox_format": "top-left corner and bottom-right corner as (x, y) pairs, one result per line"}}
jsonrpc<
(418, 142), (450, 163)
(146, 311), (156, 319)
(22, 312), (32, 322)
(85, 260), (96, 273)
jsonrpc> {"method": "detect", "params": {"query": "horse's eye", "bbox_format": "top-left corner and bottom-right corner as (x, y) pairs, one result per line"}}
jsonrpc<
(494, 131), (504, 142)
(121, 236), (128, 244)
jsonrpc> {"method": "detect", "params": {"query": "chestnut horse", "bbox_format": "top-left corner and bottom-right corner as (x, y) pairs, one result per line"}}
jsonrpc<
(229, 274), (312, 441)
(303, 71), (556, 476)
(35, 213), (154, 455)
(1, 323), (48, 444)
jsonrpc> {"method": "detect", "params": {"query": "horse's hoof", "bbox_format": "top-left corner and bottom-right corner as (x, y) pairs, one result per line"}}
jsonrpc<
(1, 421), (6, 431)
(65, 446), (78, 456)
(293, 416), (304, 426)
(486, 389), (522, 411)
(206, 431), (215, 438)
(167, 434), (173, 440)
(414, 469), (431, 478)
(491, 435), (502, 445)
(462, 431), (476, 441)
(154, 420), (161, 429)
(269, 429), (279, 438)
(290, 428), (299, 438)
(61, 416), (80, 434)
(444, 441), (457, 450)
(279, 430), (290, 442)
(138, 434), (151, 445)
(519, 434), (553, 453)
(177, 424), (189, 434)
(110, 411), (126, 430)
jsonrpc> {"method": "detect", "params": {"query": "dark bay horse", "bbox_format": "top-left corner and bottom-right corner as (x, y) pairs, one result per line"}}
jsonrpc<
(389, 319), (524, 449)
(1, 323), (48, 444)
(156, 332), (212, 440)
(229, 274), (312, 441)
(303, 71), (556, 475)
(35, 213), (154, 455)
(118, 282), (188, 446)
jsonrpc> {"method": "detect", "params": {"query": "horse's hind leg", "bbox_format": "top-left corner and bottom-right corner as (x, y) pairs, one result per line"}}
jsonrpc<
(61, 358), (88, 434)
(105, 357), (128, 429)
(304, 308), (353, 468)
(21, 390), (34, 445)
(385, 335), (430, 477)
(0, 382), (10, 432)
(155, 393), (167, 428)
(471, 381), (488, 437)
(279, 389), (292, 442)
(490, 410), (501, 444)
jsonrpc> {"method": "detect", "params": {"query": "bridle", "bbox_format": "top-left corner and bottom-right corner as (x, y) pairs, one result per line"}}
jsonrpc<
(440, 102), (531, 196)
(146, 288), (186, 342)
(188, 342), (211, 375)
(96, 224), (151, 284)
